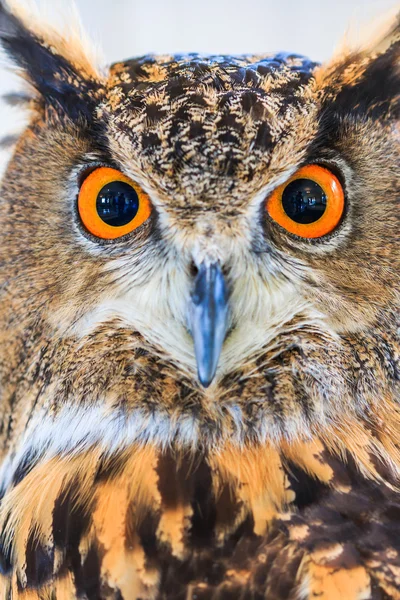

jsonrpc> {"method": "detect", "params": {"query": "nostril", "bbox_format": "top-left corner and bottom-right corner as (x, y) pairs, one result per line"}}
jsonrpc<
(189, 262), (199, 278)
(221, 264), (229, 278)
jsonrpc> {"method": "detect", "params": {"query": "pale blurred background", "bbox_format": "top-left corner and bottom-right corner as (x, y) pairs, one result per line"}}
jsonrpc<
(0, 0), (396, 171)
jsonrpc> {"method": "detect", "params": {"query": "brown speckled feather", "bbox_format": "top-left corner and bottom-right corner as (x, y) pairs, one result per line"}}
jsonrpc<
(0, 1), (399, 599)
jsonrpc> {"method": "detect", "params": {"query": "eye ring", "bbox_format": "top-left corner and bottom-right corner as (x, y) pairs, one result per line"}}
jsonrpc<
(266, 164), (345, 239)
(78, 166), (152, 240)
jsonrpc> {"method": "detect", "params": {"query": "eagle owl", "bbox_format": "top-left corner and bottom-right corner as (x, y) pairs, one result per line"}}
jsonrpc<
(0, 0), (399, 598)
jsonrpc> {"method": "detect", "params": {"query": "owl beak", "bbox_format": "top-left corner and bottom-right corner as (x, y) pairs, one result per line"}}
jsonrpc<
(189, 262), (228, 388)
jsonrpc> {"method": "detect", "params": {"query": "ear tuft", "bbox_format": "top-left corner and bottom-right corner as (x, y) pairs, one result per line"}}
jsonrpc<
(2, 0), (105, 80)
(343, 7), (400, 57)
(315, 8), (400, 121)
(0, 0), (106, 119)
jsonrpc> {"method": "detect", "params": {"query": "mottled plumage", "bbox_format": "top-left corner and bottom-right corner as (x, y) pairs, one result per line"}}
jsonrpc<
(0, 1), (399, 598)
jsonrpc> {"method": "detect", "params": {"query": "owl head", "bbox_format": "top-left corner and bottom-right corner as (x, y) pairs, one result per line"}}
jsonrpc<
(0, 1), (398, 453)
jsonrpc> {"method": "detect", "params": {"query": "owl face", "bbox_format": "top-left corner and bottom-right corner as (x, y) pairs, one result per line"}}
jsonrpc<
(0, 4), (398, 454)
(72, 53), (327, 387)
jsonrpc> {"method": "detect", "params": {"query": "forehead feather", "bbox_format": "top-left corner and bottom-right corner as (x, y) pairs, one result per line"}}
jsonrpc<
(99, 53), (320, 217)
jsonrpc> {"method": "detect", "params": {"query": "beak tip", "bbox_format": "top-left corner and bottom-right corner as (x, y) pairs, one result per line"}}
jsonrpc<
(198, 368), (216, 388)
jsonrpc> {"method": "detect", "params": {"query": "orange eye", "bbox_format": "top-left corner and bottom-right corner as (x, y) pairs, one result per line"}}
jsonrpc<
(266, 165), (345, 239)
(78, 167), (152, 239)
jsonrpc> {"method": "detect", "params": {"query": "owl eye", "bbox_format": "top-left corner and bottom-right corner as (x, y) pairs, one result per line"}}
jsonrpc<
(266, 165), (345, 239)
(78, 167), (152, 239)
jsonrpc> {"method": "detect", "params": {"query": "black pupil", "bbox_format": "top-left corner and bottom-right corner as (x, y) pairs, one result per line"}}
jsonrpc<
(96, 181), (139, 227)
(282, 179), (327, 224)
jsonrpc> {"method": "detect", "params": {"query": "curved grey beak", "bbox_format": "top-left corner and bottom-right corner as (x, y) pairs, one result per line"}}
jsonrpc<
(189, 262), (228, 388)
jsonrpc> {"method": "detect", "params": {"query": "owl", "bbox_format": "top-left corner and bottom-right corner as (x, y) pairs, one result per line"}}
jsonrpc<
(0, 0), (398, 599)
